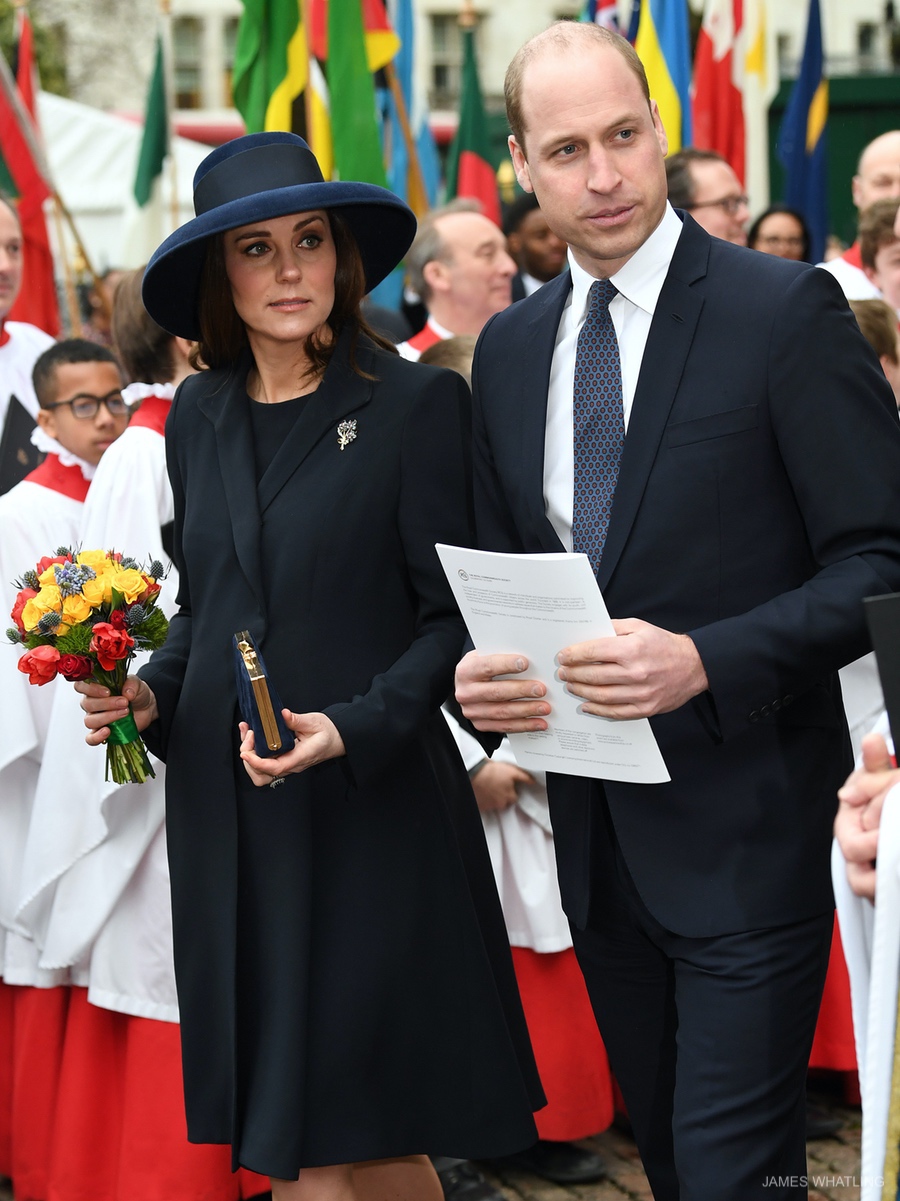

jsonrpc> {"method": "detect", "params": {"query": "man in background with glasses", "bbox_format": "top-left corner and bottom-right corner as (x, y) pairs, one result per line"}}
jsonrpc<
(664, 147), (749, 246)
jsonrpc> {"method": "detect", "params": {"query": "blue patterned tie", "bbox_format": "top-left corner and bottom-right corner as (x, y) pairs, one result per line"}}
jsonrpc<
(572, 278), (624, 575)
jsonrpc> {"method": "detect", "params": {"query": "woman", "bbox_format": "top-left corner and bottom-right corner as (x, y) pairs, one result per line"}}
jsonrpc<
(76, 131), (542, 1201)
(747, 205), (811, 262)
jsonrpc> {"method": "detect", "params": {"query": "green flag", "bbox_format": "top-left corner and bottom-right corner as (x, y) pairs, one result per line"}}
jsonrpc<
(445, 28), (500, 224)
(327, 0), (387, 185)
(233, 0), (307, 134)
(134, 36), (168, 207)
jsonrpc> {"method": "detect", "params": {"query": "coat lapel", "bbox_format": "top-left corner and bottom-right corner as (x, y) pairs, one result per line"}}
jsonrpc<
(498, 274), (571, 553)
(196, 356), (267, 613)
(256, 326), (372, 514)
(596, 216), (709, 592)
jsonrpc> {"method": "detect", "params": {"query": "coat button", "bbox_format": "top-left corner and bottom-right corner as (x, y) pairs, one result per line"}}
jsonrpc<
(760, 704), (771, 717)
(772, 699), (782, 711)
(749, 710), (759, 722)
(784, 694), (794, 705)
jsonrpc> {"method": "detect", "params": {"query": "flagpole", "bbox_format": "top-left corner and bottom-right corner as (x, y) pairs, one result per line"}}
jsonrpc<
(300, 0), (315, 152)
(49, 195), (82, 335)
(382, 61), (429, 216)
(160, 0), (178, 235)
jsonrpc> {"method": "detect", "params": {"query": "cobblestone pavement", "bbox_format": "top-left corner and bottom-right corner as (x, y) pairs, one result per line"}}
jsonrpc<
(480, 1081), (864, 1201)
(0, 1081), (864, 1201)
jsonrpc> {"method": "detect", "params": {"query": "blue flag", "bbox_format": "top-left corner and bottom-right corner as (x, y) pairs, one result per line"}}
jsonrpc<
(777, 0), (828, 263)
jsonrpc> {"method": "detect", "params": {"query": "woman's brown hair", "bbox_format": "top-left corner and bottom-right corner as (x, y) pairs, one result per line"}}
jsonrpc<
(192, 211), (396, 379)
(112, 267), (175, 384)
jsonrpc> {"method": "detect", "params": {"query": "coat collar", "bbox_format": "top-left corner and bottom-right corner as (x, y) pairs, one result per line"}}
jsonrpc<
(195, 326), (375, 613)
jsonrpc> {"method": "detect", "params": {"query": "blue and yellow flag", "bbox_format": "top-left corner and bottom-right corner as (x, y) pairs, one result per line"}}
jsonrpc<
(634, 0), (692, 153)
(776, 0), (828, 263)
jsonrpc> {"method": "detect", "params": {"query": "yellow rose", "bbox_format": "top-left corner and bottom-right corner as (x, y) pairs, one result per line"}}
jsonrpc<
(21, 585), (61, 632)
(77, 550), (115, 573)
(81, 575), (112, 608)
(38, 564), (58, 587)
(61, 593), (92, 626)
(111, 568), (147, 604)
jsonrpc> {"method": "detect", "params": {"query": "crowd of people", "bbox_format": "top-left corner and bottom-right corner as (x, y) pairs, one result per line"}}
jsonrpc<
(1, 18), (900, 1201)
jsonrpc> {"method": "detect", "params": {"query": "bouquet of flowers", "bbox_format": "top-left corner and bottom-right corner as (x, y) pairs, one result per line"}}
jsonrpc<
(6, 547), (169, 785)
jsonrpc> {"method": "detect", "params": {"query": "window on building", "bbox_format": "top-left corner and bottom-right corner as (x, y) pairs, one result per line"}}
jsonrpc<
(173, 16), (203, 110)
(223, 16), (240, 107)
(429, 14), (483, 110)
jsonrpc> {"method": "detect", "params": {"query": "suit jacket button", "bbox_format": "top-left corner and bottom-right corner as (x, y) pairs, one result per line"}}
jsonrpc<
(772, 699), (782, 711)
(760, 704), (771, 717)
(749, 710), (759, 722)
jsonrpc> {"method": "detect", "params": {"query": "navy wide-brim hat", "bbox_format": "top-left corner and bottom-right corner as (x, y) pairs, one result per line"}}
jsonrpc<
(142, 131), (417, 341)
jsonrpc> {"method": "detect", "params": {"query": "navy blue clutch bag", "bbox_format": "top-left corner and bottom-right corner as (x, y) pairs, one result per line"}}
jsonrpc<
(233, 631), (293, 757)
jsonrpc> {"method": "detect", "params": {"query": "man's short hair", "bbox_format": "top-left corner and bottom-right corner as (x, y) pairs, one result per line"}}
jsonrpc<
(505, 21), (650, 156)
(418, 334), (478, 385)
(850, 298), (900, 364)
(502, 192), (540, 238)
(665, 148), (729, 210)
(32, 339), (120, 409)
(859, 198), (900, 270)
(406, 199), (482, 304)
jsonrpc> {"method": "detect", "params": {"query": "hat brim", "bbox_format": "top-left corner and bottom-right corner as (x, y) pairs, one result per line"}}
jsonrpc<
(142, 181), (416, 341)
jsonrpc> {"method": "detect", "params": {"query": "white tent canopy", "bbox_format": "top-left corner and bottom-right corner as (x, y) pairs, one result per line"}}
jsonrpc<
(36, 90), (210, 274)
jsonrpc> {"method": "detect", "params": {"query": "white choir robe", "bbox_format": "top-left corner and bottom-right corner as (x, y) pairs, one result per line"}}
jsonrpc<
(443, 709), (572, 952)
(0, 472), (84, 987)
(15, 409), (182, 1021)
(0, 322), (55, 426)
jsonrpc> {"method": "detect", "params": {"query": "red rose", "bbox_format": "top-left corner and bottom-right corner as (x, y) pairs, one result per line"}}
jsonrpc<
(58, 653), (94, 682)
(109, 609), (127, 630)
(34, 555), (69, 576)
(90, 622), (135, 671)
(17, 645), (60, 686)
(10, 587), (37, 634)
(137, 577), (162, 604)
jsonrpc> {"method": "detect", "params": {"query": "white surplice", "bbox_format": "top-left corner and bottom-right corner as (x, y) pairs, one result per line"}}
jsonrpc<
(16, 403), (182, 1020)
(0, 469), (85, 987)
(0, 321), (55, 424)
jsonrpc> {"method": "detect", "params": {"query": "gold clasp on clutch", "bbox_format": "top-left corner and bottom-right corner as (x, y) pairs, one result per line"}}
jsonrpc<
(236, 630), (283, 751)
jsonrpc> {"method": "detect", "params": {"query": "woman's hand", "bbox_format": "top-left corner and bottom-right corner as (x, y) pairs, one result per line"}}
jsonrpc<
(239, 710), (346, 787)
(75, 676), (159, 746)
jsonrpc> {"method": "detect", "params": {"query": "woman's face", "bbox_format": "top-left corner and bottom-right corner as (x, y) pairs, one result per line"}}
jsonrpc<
(223, 209), (337, 352)
(752, 212), (806, 260)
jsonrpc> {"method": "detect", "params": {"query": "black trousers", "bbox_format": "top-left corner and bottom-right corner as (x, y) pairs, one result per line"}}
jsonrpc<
(571, 798), (833, 1201)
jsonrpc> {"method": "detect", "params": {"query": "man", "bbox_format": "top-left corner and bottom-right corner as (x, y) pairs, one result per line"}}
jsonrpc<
(664, 146), (749, 245)
(820, 129), (900, 299)
(503, 192), (568, 300)
(398, 200), (516, 359)
(455, 21), (900, 1200)
(859, 198), (900, 313)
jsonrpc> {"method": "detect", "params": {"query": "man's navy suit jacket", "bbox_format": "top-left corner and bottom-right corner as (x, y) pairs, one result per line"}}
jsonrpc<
(471, 213), (900, 938)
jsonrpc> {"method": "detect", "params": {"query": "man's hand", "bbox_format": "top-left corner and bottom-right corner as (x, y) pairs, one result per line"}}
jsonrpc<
(835, 732), (897, 901)
(556, 618), (709, 719)
(471, 760), (535, 813)
(455, 650), (551, 733)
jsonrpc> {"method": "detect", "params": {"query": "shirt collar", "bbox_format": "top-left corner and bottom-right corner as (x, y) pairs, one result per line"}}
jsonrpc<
(568, 202), (683, 322)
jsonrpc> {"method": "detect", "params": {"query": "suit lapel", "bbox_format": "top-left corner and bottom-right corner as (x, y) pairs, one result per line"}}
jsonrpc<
(256, 326), (372, 514)
(500, 273), (571, 553)
(196, 356), (267, 613)
(597, 217), (708, 591)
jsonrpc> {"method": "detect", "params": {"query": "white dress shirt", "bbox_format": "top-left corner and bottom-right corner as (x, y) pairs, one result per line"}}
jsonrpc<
(544, 202), (682, 550)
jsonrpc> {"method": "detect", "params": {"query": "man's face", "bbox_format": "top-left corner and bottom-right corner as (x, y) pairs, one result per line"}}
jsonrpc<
(509, 208), (567, 282)
(36, 361), (129, 465)
(685, 159), (749, 245)
(867, 239), (900, 311)
(426, 211), (516, 329)
(509, 44), (668, 279)
(853, 133), (900, 212)
(0, 202), (22, 320)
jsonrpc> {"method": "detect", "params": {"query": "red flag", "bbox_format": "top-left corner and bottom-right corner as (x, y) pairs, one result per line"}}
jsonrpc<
(2, 12), (60, 336)
(692, 0), (746, 185)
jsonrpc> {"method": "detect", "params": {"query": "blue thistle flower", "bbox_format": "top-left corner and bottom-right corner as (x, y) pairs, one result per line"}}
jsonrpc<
(120, 557), (138, 570)
(56, 546), (72, 556)
(38, 611), (61, 633)
(125, 604), (146, 627)
(21, 570), (39, 590)
(148, 560), (164, 581)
